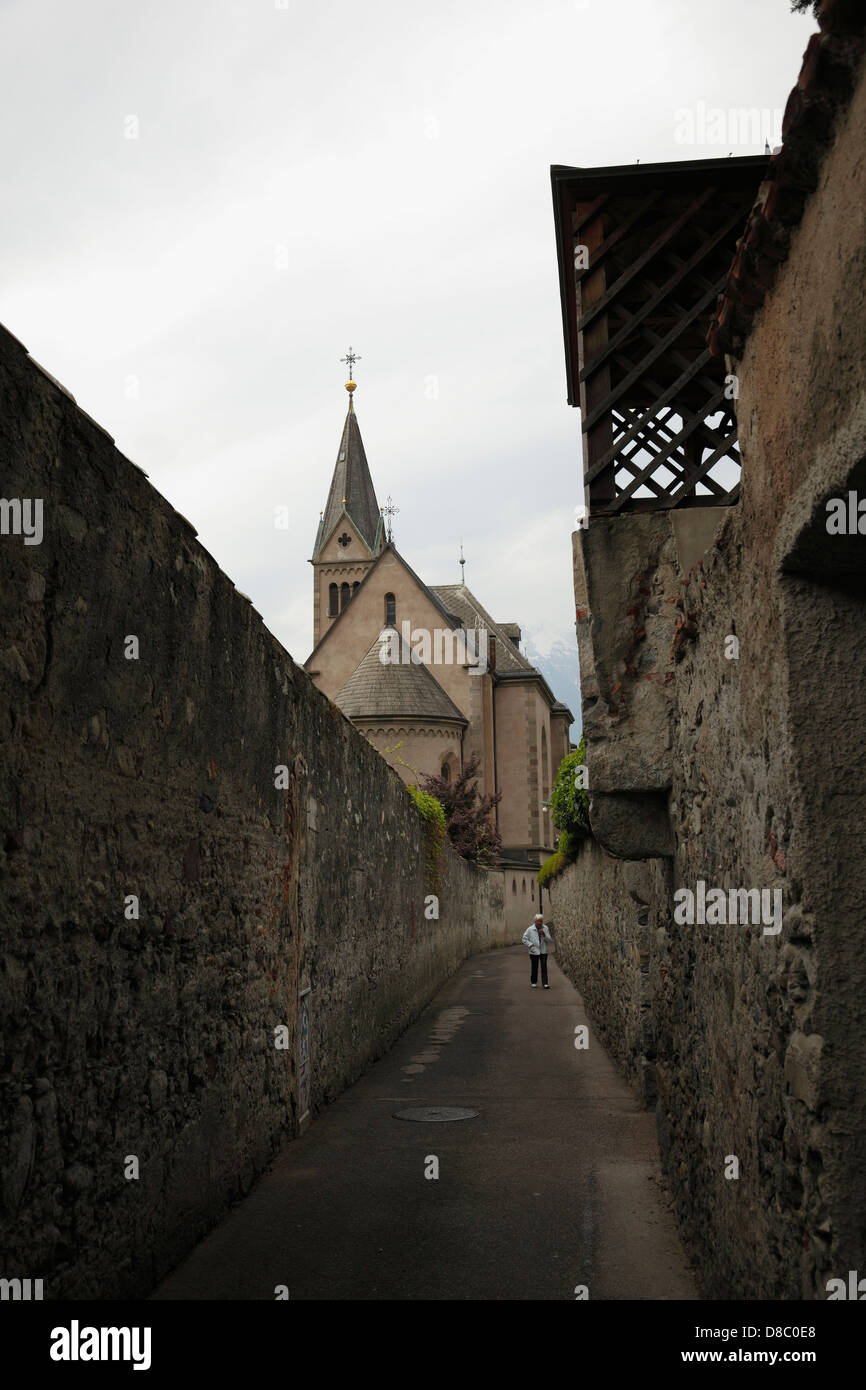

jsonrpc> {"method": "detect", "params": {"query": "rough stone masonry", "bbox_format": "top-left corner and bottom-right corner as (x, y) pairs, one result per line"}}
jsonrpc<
(0, 322), (505, 1299)
(550, 14), (866, 1300)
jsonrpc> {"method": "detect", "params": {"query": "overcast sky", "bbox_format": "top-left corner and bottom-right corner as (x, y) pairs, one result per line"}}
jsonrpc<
(0, 0), (813, 719)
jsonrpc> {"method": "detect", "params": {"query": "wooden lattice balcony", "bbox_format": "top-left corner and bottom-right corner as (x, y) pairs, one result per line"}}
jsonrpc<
(552, 156), (770, 514)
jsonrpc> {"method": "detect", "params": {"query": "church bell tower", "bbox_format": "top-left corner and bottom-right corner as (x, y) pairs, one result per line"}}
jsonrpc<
(310, 352), (384, 648)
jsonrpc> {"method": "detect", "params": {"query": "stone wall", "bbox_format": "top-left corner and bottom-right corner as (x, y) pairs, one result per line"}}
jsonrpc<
(557, 51), (866, 1300)
(0, 322), (505, 1300)
(547, 844), (665, 1106)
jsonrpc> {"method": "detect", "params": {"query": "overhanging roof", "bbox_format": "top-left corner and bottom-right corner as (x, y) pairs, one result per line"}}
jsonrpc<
(551, 155), (769, 514)
(551, 155), (770, 410)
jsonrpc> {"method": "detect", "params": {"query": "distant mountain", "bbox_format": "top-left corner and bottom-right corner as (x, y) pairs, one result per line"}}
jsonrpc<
(522, 635), (582, 742)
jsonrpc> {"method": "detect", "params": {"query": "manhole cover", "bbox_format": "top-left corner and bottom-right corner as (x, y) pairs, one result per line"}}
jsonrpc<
(393, 1106), (478, 1122)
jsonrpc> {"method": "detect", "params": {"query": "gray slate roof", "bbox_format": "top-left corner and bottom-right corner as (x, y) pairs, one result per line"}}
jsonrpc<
(430, 584), (532, 672)
(336, 628), (468, 724)
(313, 402), (383, 557)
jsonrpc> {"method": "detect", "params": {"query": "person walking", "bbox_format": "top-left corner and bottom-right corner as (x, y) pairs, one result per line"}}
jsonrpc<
(522, 913), (552, 989)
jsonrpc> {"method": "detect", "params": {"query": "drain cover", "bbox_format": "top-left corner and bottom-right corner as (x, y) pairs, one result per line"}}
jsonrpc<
(393, 1106), (478, 1122)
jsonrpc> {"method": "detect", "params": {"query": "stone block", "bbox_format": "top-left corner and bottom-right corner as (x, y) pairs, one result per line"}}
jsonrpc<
(784, 1032), (823, 1111)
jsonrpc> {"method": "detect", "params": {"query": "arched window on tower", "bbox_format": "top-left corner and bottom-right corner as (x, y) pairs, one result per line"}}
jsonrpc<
(352, 581), (360, 596)
(440, 760), (451, 781)
(340, 582), (350, 611)
(328, 583), (339, 617)
(385, 592), (396, 626)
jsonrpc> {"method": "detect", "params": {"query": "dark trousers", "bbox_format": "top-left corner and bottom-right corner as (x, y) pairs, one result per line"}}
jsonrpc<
(530, 952), (548, 985)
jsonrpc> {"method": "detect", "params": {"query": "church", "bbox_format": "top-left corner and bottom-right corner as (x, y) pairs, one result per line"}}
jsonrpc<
(304, 367), (573, 886)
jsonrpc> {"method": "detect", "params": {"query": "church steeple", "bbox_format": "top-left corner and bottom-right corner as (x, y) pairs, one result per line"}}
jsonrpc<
(312, 368), (384, 561)
(309, 360), (386, 649)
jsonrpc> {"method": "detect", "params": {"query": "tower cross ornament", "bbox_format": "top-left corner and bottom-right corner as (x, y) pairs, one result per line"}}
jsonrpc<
(340, 347), (361, 378)
(383, 495), (399, 543)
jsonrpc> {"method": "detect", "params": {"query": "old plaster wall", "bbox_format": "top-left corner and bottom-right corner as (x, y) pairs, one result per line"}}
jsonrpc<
(0, 322), (504, 1299)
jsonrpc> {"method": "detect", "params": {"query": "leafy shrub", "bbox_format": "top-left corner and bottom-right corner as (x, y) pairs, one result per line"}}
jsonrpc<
(548, 737), (591, 843)
(407, 785), (448, 893)
(418, 752), (502, 867)
(558, 827), (582, 859)
(538, 851), (568, 888)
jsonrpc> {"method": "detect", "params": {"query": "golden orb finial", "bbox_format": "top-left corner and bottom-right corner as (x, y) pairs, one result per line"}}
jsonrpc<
(341, 347), (361, 396)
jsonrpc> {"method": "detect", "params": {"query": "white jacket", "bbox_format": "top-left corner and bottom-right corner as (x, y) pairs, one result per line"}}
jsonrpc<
(522, 923), (551, 955)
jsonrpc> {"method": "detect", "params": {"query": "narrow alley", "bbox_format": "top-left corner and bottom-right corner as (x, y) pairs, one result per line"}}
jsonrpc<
(152, 946), (698, 1301)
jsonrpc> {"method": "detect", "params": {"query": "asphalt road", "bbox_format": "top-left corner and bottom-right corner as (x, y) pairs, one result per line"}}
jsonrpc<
(152, 944), (699, 1301)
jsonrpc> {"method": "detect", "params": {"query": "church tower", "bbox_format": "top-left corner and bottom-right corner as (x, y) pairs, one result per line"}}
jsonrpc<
(310, 362), (384, 648)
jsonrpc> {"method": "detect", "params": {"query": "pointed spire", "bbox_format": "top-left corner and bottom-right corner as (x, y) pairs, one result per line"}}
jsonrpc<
(459, 540), (466, 585)
(312, 365), (381, 559)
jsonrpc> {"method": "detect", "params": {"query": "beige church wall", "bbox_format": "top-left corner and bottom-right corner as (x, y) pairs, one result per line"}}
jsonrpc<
(459, 666), (490, 798)
(503, 868), (543, 936)
(533, 688), (557, 853)
(406, 608), (492, 744)
(310, 556), (472, 707)
(494, 681), (559, 853)
(315, 566), (373, 648)
(308, 553), (408, 694)
(489, 869), (520, 945)
(551, 710), (572, 773)
(525, 684), (541, 849)
(309, 546), (502, 847)
(481, 673), (495, 793)
(309, 559), (492, 752)
(316, 515), (374, 565)
(312, 514), (376, 647)
(494, 682), (531, 847)
(354, 722), (463, 787)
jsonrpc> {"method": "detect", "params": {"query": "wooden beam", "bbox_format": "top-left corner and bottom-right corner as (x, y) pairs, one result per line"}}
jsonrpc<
(578, 187), (716, 333)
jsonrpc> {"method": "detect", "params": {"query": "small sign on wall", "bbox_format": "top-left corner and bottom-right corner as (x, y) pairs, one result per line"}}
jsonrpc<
(298, 987), (311, 1134)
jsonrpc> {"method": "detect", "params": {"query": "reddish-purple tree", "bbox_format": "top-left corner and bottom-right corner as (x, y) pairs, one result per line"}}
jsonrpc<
(419, 752), (502, 866)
